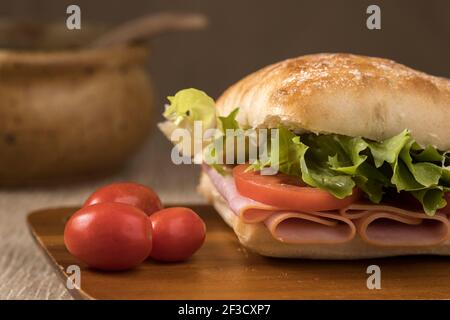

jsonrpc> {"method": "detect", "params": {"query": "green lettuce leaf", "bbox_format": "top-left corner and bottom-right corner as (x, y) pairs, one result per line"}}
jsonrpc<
(203, 107), (245, 172)
(324, 135), (388, 202)
(298, 135), (356, 199)
(273, 127), (306, 176)
(412, 188), (447, 215)
(398, 139), (442, 189)
(218, 108), (240, 132)
(366, 129), (410, 168)
(411, 143), (444, 162)
(327, 136), (368, 175)
(246, 126), (304, 176)
(163, 88), (216, 131)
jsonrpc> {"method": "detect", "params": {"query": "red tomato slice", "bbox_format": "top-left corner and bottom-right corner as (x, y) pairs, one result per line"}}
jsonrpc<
(233, 164), (360, 211)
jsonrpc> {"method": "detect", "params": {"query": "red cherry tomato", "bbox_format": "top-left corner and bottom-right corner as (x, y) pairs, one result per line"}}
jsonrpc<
(64, 202), (152, 271)
(84, 182), (162, 216)
(149, 207), (206, 262)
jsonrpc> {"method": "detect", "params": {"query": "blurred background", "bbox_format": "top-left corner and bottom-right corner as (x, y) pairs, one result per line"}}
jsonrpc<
(2, 0), (449, 96)
(0, 0), (449, 299)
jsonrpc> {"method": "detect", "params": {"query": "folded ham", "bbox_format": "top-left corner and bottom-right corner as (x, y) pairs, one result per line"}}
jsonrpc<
(203, 165), (450, 246)
(204, 165), (356, 244)
(264, 212), (356, 244)
(340, 203), (450, 246)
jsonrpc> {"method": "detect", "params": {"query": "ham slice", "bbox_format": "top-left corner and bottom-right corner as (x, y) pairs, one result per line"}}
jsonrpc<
(204, 165), (356, 243)
(264, 212), (356, 244)
(340, 203), (450, 246)
(204, 165), (450, 246)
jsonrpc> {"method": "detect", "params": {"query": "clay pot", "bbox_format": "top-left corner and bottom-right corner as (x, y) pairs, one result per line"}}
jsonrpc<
(0, 13), (206, 186)
(0, 45), (154, 186)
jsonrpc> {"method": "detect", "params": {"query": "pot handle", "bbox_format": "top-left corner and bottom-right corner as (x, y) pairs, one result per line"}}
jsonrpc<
(89, 12), (207, 48)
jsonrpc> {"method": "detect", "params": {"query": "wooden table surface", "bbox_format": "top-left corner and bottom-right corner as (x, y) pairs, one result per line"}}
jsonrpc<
(27, 205), (450, 300)
(0, 132), (202, 300)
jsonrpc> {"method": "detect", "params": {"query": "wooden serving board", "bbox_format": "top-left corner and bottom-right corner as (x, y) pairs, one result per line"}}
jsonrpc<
(28, 205), (450, 300)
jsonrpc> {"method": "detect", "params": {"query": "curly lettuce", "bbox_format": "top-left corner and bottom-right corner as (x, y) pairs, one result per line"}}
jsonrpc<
(161, 89), (450, 215)
(257, 129), (450, 215)
(163, 88), (216, 131)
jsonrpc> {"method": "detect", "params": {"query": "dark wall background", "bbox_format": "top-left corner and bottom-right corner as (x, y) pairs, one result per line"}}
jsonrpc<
(1, 0), (449, 108)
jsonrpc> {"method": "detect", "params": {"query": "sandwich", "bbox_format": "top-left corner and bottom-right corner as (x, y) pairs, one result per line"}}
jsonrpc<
(159, 53), (450, 259)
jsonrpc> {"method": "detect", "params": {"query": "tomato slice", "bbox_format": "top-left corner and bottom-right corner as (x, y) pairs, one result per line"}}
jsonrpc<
(233, 164), (361, 211)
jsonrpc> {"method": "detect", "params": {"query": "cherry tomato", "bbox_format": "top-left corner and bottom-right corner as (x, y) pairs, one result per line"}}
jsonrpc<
(149, 207), (206, 262)
(233, 164), (360, 211)
(64, 202), (152, 271)
(84, 182), (162, 216)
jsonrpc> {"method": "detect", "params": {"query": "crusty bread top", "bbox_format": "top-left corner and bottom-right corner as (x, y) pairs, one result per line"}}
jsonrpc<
(216, 53), (450, 150)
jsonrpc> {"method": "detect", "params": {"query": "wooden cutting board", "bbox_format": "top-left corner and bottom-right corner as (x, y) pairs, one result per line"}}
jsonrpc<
(27, 205), (450, 300)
